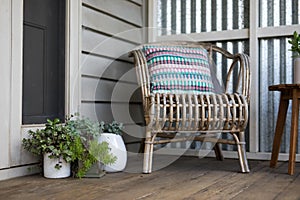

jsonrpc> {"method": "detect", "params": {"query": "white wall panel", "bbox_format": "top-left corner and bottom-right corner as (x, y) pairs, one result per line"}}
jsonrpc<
(0, 0), (11, 169)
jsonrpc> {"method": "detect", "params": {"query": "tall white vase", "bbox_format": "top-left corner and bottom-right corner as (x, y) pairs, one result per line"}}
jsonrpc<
(294, 57), (300, 84)
(43, 153), (71, 178)
(98, 133), (127, 172)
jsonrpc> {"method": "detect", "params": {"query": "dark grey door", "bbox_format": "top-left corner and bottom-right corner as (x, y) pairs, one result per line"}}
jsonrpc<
(23, 0), (65, 124)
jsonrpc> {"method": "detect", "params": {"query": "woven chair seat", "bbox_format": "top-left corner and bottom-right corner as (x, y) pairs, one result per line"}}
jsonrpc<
(147, 93), (248, 132)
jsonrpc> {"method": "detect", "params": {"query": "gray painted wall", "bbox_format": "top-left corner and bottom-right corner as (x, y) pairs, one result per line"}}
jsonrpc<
(80, 0), (147, 152)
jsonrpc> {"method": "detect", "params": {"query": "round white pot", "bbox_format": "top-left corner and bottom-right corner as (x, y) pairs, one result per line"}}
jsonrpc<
(294, 57), (300, 84)
(43, 153), (71, 178)
(98, 133), (127, 172)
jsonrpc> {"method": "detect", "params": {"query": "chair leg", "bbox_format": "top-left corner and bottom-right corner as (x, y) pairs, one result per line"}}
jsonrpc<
(143, 131), (153, 173)
(138, 138), (145, 153)
(234, 132), (250, 173)
(213, 143), (224, 161)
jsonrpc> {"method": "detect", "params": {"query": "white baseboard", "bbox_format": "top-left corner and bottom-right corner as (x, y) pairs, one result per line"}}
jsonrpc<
(0, 164), (41, 181)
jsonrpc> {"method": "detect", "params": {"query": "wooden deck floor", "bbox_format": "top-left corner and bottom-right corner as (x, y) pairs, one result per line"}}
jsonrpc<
(0, 155), (299, 200)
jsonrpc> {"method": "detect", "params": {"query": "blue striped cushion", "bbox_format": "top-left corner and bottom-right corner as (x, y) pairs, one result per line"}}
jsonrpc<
(142, 45), (215, 94)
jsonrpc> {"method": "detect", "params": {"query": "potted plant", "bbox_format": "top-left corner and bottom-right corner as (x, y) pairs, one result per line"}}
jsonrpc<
(288, 31), (300, 83)
(98, 121), (127, 172)
(22, 118), (76, 178)
(66, 114), (117, 178)
(22, 114), (117, 179)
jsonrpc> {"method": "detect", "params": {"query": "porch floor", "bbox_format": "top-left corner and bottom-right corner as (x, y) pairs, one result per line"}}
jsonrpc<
(0, 155), (299, 200)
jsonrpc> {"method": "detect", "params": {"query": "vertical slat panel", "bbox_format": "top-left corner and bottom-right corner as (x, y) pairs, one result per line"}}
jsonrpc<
(154, 0), (299, 154)
(232, 42), (239, 91)
(222, 0), (227, 31)
(181, 0), (186, 33)
(211, 0), (217, 31)
(201, 0), (206, 32)
(171, 0), (177, 33)
(157, 0), (250, 35)
(190, 0), (196, 33)
(176, 0), (182, 34)
(279, 0), (286, 26)
(233, 0), (239, 29)
(259, 37), (297, 153)
(267, 0), (274, 26)
(161, 0), (167, 35)
(244, 0), (249, 28)
(292, 0), (299, 24)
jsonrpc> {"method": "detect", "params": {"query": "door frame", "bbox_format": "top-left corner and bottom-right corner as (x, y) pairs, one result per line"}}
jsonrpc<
(4, 0), (81, 173)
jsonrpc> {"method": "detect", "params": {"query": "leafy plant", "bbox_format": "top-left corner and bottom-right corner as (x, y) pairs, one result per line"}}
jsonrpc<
(22, 118), (77, 170)
(288, 31), (300, 57)
(22, 114), (118, 178)
(69, 136), (115, 178)
(100, 121), (124, 135)
(66, 114), (117, 178)
(66, 113), (100, 139)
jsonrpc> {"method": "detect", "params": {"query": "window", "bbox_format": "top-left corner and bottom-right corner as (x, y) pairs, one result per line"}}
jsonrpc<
(150, 0), (300, 155)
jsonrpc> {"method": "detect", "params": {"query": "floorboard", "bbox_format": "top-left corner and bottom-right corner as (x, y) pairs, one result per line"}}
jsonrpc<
(0, 156), (299, 200)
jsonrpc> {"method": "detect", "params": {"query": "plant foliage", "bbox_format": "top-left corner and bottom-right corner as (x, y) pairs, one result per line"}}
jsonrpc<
(22, 114), (118, 178)
(22, 118), (77, 169)
(100, 121), (124, 135)
(288, 31), (300, 57)
(66, 114), (117, 178)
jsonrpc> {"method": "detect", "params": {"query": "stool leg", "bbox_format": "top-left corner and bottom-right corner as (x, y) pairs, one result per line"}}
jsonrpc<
(270, 94), (289, 168)
(288, 90), (299, 175)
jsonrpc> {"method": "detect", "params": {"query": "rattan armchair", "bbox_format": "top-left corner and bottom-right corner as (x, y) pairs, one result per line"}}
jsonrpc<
(130, 41), (250, 173)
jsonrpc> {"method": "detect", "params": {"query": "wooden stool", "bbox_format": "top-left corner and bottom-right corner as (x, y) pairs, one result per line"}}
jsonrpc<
(269, 84), (300, 175)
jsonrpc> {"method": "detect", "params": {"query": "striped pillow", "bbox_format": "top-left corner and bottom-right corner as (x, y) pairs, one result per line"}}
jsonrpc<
(142, 45), (215, 94)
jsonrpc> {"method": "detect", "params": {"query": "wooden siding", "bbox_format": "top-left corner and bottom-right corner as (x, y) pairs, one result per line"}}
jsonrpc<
(83, 0), (143, 26)
(80, 0), (146, 150)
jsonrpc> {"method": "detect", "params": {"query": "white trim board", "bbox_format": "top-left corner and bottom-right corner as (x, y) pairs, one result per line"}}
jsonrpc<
(0, 164), (40, 181)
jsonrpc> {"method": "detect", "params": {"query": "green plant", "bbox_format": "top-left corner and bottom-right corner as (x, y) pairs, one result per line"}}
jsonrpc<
(66, 114), (117, 178)
(288, 31), (300, 57)
(22, 118), (77, 170)
(67, 113), (100, 139)
(100, 121), (124, 135)
(22, 114), (117, 178)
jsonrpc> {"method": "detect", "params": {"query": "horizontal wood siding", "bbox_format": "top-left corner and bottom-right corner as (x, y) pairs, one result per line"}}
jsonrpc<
(81, 53), (136, 81)
(81, 0), (146, 150)
(82, 29), (137, 61)
(82, 0), (143, 27)
(81, 77), (141, 102)
(81, 103), (144, 124)
(82, 6), (142, 43)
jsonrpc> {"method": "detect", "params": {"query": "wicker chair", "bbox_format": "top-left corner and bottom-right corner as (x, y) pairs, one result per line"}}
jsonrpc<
(130, 41), (250, 173)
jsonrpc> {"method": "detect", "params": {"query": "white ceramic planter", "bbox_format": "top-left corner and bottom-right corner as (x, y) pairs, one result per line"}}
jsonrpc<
(43, 153), (71, 178)
(98, 133), (127, 172)
(294, 57), (300, 84)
